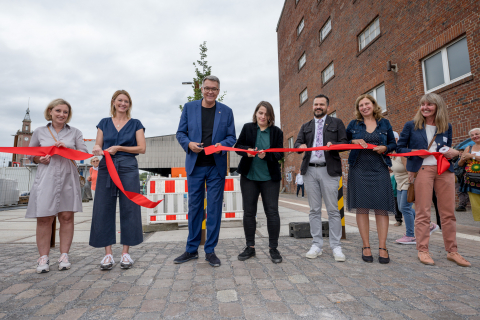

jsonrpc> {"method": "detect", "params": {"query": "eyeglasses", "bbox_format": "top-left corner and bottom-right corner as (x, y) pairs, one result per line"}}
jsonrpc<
(203, 87), (219, 93)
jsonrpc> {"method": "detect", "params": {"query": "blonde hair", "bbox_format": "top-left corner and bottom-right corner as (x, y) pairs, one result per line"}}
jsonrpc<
(413, 93), (449, 133)
(90, 156), (99, 164)
(110, 90), (132, 118)
(354, 94), (383, 121)
(44, 99), (73, 123)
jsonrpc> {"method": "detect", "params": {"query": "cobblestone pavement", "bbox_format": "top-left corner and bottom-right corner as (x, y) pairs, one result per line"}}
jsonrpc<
(1, 233), (480, 320)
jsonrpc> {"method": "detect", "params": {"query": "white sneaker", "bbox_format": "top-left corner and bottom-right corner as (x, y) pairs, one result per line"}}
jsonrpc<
(306, 245), (322, 259)
(120, 253), (134, 269)
(36, 255), (49, 274)
(333, 247), (346, 262)
(58, 253), (71, 271)
(100, 254), (115, 270)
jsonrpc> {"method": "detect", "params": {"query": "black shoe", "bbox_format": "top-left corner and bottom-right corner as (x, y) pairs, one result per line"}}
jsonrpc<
(455, 206), (466, 212)
(362, 247), (373, 263)
(238, 246), (256, 261)
(378, 248), (390, 264)
(174, 251), (198, 264)
(269, 248), (283, 264)
(205, 252), (221, 267)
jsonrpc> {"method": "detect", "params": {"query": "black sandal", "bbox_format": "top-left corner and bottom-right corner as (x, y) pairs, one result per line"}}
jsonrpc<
(379, 248), (390, 264)
(362, 247), (373, 263)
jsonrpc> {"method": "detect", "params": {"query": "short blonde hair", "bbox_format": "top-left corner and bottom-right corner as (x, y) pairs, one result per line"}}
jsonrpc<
(44, 99), (73, 123)
(90, 156), (99, 164)
(110, 90), (132, 118)
(469, 128), (480, 136)
(413, 93), (449, 133)
(354, 94), (383, 121)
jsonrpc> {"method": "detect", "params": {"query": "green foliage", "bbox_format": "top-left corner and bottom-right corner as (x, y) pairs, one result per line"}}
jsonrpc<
(139, 172), (148, 181)
(179, 41), (227, 112)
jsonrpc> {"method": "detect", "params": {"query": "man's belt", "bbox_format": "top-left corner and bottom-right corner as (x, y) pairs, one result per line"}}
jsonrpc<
(309, 162), (326, 167)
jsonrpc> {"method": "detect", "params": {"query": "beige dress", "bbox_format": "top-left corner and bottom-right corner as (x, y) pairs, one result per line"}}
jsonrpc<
(25, 123), (88, 218)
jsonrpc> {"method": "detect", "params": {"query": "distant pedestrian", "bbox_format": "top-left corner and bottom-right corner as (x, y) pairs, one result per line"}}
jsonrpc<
(391, 132), (404, 228)
(346, 94), (396, 264)
(235, 101), (284, 263)
(454, 149), (470, 211)
(87, 157), (99, 201)
(90, 90), (146, 270)
(295, 170), (304, 198)
(26, 99), (88, 273)
(397, 93), (470, 267)
(459, 128), (480, 229)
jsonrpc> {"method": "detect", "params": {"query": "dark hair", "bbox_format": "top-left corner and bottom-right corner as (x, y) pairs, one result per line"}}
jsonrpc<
(252, 101), (275, 127)
(313, 94), (329, 106)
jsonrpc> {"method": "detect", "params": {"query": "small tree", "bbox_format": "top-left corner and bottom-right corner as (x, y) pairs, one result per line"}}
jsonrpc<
(179, 41), (226, 112)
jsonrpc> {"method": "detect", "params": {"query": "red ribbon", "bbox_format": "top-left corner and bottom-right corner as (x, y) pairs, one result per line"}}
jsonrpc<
(204, 144), (452, 175)
(0, 146), (162, 208)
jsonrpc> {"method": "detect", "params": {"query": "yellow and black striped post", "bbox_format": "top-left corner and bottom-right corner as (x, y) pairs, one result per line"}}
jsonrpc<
(338, 176), (346, 239)
(201, 187), (207, 245)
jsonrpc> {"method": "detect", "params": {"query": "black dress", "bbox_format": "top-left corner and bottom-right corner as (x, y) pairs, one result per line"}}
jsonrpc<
(347, 131), (396, 215)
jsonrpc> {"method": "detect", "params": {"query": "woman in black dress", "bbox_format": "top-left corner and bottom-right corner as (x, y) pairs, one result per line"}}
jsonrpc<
(346, 94), (396, 264)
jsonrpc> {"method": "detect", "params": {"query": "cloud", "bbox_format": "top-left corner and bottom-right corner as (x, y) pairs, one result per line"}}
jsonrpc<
(0, 0), (283, 149)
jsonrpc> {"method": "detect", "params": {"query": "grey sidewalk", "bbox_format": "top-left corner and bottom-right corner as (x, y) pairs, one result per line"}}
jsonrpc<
(0, 201), (479, 319)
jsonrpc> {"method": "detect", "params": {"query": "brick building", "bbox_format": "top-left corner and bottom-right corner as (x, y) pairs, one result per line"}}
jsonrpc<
(277, 0), (480, 191)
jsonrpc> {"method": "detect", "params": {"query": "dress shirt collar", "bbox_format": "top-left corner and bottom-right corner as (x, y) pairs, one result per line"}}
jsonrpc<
(314, 115), (326, 124)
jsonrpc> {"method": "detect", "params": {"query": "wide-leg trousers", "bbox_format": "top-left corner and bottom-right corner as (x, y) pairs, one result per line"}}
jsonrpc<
(89, 156), (143, 248)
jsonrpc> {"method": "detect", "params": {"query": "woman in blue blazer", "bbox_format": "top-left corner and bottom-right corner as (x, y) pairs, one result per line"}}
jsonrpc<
(397, 93), (470, 267)
(346, 94), (396, 264)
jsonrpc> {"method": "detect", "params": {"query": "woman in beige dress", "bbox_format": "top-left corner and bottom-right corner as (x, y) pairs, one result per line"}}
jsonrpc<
(26, 99), (88, 273)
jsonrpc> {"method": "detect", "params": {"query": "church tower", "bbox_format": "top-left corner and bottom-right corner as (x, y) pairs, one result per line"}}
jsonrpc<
(12, 108), (33, 166)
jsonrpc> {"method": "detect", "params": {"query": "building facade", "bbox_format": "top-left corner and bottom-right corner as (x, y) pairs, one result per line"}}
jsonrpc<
(12, 108), (33, 166)
(277, 0), (480, 191)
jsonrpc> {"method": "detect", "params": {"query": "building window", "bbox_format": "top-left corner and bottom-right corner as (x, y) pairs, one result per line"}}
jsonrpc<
(329, 111), (337, 118)
(300, 88), (308, 105)
(25, 126), (29, 131)
(367, 83), (387, 112)
(322, 63), (334, 84)
(358, 18), (380, 51)
(288, 137), (294, 148)
(296, 0), (299, 4)
(422, 37), (471, 92)
(297, 18), (305, 36)
(298, 52), (306, 70)
(320, 18), (331, 42)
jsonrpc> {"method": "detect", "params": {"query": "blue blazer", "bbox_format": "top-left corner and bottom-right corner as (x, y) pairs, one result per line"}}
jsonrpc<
(396, 120), (454, 173)
(176, 99), (237, 178)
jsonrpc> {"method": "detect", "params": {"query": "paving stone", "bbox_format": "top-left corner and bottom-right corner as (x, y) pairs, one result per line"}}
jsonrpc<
(218, 302), (243, 317)
(288, 275), (309, 284)
(266, 301), (289, 313)
(55, 308), (87, 320)
(113, 308), (137, 319)
(217, 289), (238, 302)
(1, 283), (33, 294)
(163, 303), (186, 317)
(139, 299), (166, 312)
(119, 295), (143, 308)
(326, 293), (356, 303)
(35, 302), (67, 315)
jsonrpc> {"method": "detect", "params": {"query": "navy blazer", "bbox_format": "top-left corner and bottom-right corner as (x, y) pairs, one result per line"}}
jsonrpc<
(396, 120), (454, 173)
(346, 118), (396, 167)
(176, 99), (237, 177)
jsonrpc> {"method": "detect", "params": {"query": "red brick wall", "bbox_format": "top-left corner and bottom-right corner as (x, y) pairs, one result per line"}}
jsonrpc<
(277, 0), (480, 193)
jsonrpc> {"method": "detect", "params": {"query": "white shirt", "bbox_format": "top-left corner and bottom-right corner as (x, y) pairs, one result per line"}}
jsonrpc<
(310, 116), (326, 164)
(422, 124), (438, 166)
(295, 174), (304, 185)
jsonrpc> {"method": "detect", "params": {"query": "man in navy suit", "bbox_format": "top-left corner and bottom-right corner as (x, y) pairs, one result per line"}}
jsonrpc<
(175, 75), (236, 267)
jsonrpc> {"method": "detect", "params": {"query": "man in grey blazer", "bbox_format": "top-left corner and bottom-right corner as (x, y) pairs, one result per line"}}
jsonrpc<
(294, 94), (347, 261)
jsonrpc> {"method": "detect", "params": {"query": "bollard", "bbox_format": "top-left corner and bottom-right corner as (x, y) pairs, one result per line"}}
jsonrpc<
(338, 177), (346, 239)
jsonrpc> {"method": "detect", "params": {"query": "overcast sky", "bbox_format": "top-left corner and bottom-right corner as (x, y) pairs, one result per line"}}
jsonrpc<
(0, 0), (283, 149)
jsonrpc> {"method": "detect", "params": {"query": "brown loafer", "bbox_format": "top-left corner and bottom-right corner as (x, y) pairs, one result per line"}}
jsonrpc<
(418, 251), (434, 265)
(447, 252), (471, 267)
(394, 221), (402, 227)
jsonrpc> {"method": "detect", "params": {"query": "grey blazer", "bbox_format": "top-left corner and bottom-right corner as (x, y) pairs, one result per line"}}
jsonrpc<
(294, 116), (348, 177)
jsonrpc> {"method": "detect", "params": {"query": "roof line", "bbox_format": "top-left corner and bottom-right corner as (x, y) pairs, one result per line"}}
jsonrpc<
(276, 0), (288, 32)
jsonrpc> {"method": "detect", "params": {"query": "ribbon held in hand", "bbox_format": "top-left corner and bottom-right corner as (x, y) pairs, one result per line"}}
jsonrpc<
(203, 144), (451, 175)
(0, 146), (162, 208)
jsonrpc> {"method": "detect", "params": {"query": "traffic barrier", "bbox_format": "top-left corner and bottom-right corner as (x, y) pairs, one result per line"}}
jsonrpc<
(147, 175), (243, 224)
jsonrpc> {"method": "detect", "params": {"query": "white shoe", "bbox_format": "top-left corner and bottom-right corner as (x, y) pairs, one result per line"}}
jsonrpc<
(36, 255), (49, 274)
(120, 253), (134, 269)
(58, 253), (71, 271)
(100, 254), (115, 270)
(306, 245), (322, 259)
(333, 247), (346, 262)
